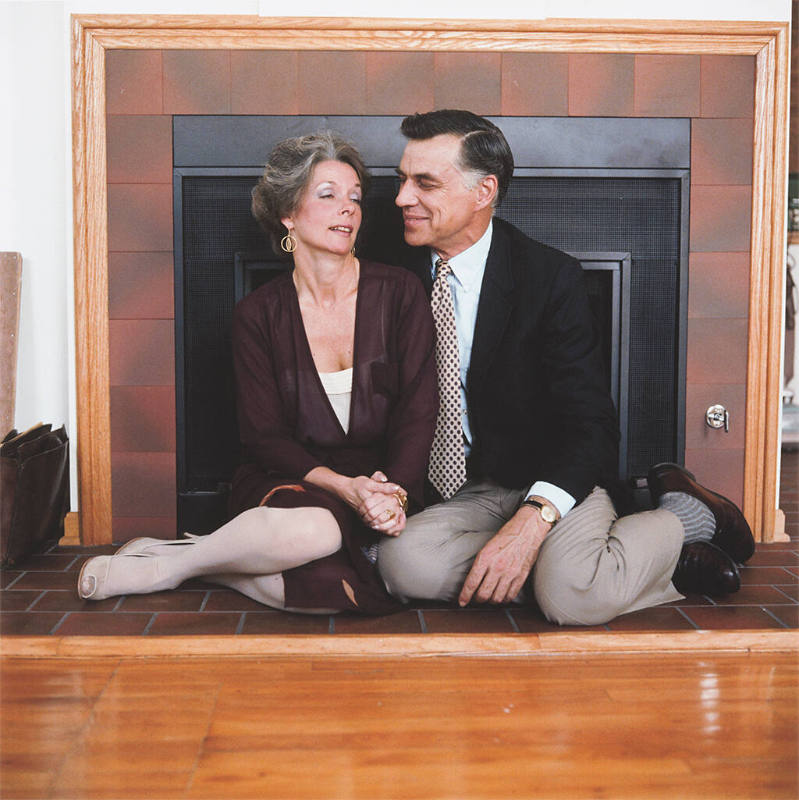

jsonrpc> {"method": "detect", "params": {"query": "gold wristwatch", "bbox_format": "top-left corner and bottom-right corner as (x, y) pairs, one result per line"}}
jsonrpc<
(521, 497), (559, 525)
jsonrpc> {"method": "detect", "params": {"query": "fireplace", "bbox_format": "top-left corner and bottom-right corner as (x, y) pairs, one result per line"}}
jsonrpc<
(173, 115), (688, 533)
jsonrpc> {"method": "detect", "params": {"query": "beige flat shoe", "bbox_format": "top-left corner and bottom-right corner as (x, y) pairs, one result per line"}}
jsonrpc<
(77, 556), (117, 600)
(77, 553), (178, 600)
(115, 534), (200, 556)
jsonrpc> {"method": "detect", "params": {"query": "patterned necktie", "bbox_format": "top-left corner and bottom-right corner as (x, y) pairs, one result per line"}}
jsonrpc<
(428, 258), (467, 500)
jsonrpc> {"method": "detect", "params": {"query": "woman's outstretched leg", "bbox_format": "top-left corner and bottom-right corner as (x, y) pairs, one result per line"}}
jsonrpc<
(78, 507), (341, 600)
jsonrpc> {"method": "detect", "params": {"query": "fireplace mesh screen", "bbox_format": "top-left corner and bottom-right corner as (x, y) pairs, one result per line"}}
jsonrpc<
(177, 173), (683, 531)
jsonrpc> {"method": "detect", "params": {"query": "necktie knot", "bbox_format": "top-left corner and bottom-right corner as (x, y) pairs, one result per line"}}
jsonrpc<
(434, 258), (452, 281)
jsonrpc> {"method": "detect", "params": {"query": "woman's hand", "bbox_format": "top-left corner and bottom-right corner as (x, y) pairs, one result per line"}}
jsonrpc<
(304, 467), (408, 536)
(357, 471), (408, 536)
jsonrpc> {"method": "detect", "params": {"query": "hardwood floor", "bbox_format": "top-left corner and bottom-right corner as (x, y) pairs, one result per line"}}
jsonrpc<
(1, 652), (796, 799)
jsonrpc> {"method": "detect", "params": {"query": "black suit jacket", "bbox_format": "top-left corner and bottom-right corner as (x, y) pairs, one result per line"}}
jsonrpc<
(406, 217), (620, 507)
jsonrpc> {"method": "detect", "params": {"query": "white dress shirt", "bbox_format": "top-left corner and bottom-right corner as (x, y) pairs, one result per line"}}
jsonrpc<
(431, 221), (576, 519)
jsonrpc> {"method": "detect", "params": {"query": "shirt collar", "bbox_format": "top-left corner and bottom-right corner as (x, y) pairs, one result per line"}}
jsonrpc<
(431, 220), (493, 292)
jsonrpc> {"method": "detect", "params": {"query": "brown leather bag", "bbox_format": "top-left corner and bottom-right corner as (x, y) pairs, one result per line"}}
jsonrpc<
(0, 424), (70, 567)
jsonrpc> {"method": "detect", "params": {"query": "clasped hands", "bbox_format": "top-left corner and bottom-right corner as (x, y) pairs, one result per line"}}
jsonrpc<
(350, 471), (408, 536)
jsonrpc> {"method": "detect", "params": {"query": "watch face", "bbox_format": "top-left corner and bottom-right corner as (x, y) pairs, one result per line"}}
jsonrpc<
(541, 505), (557, 524)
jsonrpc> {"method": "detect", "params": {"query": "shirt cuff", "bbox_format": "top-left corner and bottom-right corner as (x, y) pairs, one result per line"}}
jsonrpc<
(525, 481), (576, 520)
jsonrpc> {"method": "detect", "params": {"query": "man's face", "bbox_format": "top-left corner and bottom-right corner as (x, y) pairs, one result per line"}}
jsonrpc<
(395, 134), (487, 260)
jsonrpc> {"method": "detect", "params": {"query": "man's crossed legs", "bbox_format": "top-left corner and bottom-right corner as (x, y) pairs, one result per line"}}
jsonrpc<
(378, 479), (684, 626)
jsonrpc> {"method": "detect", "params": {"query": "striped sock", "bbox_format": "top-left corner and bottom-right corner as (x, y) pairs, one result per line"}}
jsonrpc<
(659, 491), (715, 543)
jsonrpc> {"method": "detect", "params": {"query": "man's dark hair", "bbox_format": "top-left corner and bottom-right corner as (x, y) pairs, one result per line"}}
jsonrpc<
(400, 110), (514, 206)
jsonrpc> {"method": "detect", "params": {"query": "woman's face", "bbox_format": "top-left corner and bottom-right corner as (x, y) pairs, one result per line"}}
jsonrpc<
(282, 160), (362, 258)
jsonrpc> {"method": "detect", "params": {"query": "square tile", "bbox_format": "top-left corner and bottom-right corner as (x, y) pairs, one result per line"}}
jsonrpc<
(12, 572), (80, 591)
(606, 606), (695, 631)
(111, 386), (176, 452)
(333, 609), (422, 634)
(568, 54), (634, 117)
(12, 553), (77, 572)
(686, 318), (749, 385)
(106, 50), (163, 115)
(691, 119), (754, 186)
(297, 52), (366, 114)
(111, 452), (176, 518)
(163, 50), (231, 114)
(109, 320), (175, 386)
(0, 612), (65, 636)
(146, 612), (242, 635)
(55, 613), (154, 636)
(501, 53), (568, 116)
(107, 184), (173, 253)
(711, 585), (797, 606)
(680, 605), (785, 629)
(689, 185), (752, 252)
(1, 571), (22, 589)
(422, 608), (515, 634)
(687, 252), (750, 320)
(29, 591), (119, 614)
(767, 605), (799, 627)
(700, 55), (755, 118)
(434, 53), (502, 115)
(740, 566), (799, 585)
(239, 611), (331, 634)
(118, 591), (207, 613)
(747, 549), (799, 567)
(634, 55), (700, 117)
(365, 52), (434, 115)
(106, 115), (172, 184)
(231, 51), (299, 114)
(774, 585), (799, 601)
(1, 590), (45, 612)
(108, 251), (175, 321)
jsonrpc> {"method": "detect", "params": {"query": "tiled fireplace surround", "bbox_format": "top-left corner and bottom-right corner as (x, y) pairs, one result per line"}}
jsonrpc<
(105, 49), (755, 543)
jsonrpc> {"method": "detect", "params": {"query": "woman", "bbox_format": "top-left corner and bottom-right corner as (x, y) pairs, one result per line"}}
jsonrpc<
(78, 132), (437, 615)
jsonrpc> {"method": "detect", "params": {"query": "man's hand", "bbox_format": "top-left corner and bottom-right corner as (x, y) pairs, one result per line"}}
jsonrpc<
(458, 505), (552, 606)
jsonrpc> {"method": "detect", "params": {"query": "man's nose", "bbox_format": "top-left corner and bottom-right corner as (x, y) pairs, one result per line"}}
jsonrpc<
(395, 180), (414, 208)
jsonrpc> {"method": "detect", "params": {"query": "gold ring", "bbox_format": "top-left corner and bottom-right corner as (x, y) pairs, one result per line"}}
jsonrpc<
(383, 508), (396, 521)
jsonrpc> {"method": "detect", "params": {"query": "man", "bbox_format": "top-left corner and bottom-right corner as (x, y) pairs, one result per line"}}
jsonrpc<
(377, 109), (754, 625)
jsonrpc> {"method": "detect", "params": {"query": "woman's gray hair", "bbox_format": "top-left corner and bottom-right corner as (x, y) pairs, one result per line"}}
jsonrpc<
(251, 131), (369, 255)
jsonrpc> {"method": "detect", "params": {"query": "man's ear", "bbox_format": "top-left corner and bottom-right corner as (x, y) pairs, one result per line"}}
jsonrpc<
(474, 174), (499, 211)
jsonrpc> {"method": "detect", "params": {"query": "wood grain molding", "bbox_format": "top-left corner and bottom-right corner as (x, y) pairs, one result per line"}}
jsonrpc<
(4, 630), (798, 659)
(71, 14), (790, 545)
(0, 252), (23, 437)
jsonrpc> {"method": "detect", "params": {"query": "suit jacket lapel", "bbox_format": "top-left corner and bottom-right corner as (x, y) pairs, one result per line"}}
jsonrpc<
(468, 225), (515, 388)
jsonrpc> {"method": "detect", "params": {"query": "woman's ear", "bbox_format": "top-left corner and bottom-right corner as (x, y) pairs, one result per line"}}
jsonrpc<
(281, 216), (293, 231)
(474, 174), (499, 211)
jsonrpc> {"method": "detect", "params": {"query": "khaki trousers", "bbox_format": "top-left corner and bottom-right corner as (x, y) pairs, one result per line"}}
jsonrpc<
(377, 480), (684, 626)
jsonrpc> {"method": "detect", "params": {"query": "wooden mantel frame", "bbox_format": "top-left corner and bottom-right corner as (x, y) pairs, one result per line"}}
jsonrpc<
(71, 15), (790, 545)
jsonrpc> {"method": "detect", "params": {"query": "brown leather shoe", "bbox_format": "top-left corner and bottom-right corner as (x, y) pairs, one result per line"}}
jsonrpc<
(672, 541), (741, 596)
(648, 462), (755, 564)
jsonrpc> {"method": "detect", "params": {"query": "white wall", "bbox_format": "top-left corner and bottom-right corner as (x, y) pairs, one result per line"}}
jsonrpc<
(1, 0), (791, 510)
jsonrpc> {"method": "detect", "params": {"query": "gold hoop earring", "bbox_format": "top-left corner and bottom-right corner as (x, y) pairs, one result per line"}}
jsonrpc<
(280, 232), (297, 253)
